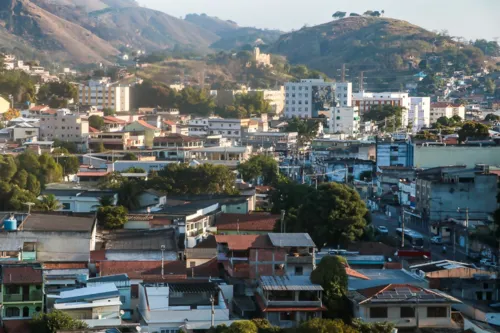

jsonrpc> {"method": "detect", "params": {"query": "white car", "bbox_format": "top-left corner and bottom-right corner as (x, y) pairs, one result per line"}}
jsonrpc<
(377, 226), (389, 234)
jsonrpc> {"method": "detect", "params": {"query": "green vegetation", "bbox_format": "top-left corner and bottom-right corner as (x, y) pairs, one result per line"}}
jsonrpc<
(122, 152), (138, 161)
(38, 194), (62, 211)
(458, 122), (490, 143)
(485, 114), (500, 122)
(31, 310), (88, 333)
(88, 115), (105, 130)
(237, 155), (281, 185)
(272, 182), (369, 248)
(97, 206), (128, 229)
(37, 81), (77, 108)
(0, 70), (37, 104)
(284, 118), (320, 146)
(363, 105), (404, 132)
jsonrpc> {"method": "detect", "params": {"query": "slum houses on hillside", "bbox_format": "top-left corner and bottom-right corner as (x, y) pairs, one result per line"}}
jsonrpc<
(0, 202), (498, 333)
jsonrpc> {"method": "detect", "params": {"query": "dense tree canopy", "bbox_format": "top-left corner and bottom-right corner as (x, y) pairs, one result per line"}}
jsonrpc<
(237, 155), (280, 185)
(485, 113), (500, 122)
(37, 81), (77, 108)
(0, 70), (37, 104)
(363, 105), (404, 132)
(284, 117), (320, 146)
(31, 310), (88, 333)
(458, 122), (490, 143)
(88, 115), (105, 130)
(97, 206), (128, 229)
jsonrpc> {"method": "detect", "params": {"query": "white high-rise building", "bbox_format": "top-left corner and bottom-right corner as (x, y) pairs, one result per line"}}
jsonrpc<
(77, 79), (131, 112)
(284, 80), (351, 119)
(409, 97), (431, 131)
(329, 106), (360, 136)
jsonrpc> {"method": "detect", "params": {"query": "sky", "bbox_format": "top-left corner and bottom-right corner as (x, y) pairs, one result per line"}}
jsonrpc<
(138, 0), (500, 40)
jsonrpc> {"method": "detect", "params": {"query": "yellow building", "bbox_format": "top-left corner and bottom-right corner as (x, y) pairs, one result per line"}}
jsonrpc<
(0, 96), (10, 114)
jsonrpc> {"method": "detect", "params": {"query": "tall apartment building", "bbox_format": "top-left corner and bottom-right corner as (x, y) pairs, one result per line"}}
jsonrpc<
(353, 92), (411, 113)
(409, 97), (431, 131)
(39, 109), (89, 149)
(430, 103), (466, 124)
(284, 79), (344, 119)
(329, 106), (360, 135)
(77, 79), (131, 112)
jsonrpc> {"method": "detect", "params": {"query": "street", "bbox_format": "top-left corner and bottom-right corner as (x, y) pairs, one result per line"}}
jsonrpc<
(370, 212), (470, 263)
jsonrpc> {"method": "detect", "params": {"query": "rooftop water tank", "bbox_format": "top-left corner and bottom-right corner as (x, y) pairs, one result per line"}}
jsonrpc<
(3, 216), (17, 231)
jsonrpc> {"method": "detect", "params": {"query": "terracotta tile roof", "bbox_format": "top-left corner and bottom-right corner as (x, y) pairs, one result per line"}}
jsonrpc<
(194, 235), (217, 249)
(136, 119), (160, 130)
(216, 213), (279, 231)
(256, 186), (273, 193)
(187, 257), (220, 278)
(430, 102), (452, 108)
(356, 284), (423, 298)
(29, 105), (49, 111)
(215, 235), (272, 250)
(103, 116), (127, 124)
(2, 266), (43, 284)
(89, 126), (100, 133)
(345, 266), (370, 280)
(100, 260), (187, 281)
(163, 120), (176, 126)
(43, 262), (88, 269)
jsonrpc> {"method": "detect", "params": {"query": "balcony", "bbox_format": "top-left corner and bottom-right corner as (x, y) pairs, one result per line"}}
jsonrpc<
(266, 299), (322, 307)
(3, 290), (43, 302)
(287, 255), (313, 264)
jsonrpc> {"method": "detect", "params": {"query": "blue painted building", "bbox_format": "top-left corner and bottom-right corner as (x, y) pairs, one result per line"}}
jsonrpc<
(87, 274), (131, 320)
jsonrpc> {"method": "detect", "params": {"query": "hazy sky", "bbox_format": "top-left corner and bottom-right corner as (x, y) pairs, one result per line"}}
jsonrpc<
(138, 0), (500, 40)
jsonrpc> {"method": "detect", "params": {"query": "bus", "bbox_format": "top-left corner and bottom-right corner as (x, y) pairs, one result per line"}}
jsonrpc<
(396, 228), (424, 248)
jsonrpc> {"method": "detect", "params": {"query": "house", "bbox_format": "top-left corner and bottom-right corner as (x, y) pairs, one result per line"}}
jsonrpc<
(241, 131), (298, 152)
(215, 213), (280, 235)
(39, 109), (89, 151)
(137, 282), (233, 331)
(102, 116), (128, 132)
(0, 213), (97, 262)
(0, 122), (39, 142)
(351, 284), (461, 329)
(123, 120), (162, 148)
(53, 283), (122, 327)
(99, 228), (179, 261)
(137, 190), (167, 212)
(42, 262), (88, 296)
(0, 96), (10, 114)
(40, 189), (118, 213)
(87, 274), (132, 320)
(0, 264), (44, 322)
(153, 134), (204, 161)
(123, 214), (172, 230)
(255, 275), (325, 328)
(215, 233), (316, 280)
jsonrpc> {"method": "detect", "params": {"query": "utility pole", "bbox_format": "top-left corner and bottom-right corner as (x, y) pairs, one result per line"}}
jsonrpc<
(210, 294), (215, 328)
(160, 245), (165, 279)
(401, 210), (405, 248)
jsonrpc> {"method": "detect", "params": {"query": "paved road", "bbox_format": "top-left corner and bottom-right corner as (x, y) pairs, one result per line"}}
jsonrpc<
(371, 212), (470, 263)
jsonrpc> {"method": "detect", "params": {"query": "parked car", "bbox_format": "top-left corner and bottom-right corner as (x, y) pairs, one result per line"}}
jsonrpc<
(377, 226), (389, 234)
(430, 236), (442, 244)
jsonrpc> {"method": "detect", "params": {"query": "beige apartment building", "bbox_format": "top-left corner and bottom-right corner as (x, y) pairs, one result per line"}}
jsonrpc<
(248, 87), (285, 115)
(430, 102), (466, 124)
(39, 109), (89, 149)
(77, 79), (131, 112)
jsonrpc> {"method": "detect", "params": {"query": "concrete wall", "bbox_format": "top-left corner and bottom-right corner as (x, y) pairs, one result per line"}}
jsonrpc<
(0, 230), (94, 261)
(360, 305), (453, 328)
(414, 146), (500, 169)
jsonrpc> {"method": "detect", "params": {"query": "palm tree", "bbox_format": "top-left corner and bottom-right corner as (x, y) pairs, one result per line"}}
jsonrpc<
(98, 196), (115, 207)
(118, 180), (143, 211)
(38, 194), (62, 211)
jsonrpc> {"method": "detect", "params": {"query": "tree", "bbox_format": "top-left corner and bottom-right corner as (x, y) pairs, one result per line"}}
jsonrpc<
(352, 319), (394, 333)
(458, 122), (490, 143)
(311, 256), (350, 320)
(90, 142), (105, 153)
(284, 117), (320, 146)
(58, 155), (80, 177)
(103, 107), (115, 116)
(485, 113), (500, 122)
(123, 167), (146, 173)
(414, 130), (438, 141)
(418, 59), (428, 71)
(122, 152), (138, 161)
(294, 183), (368, 248)
(363, 10), (374, 16)
(228, 320), (258, 333)
(118, 180), (144, 211)
(0, 155), (18, 181)
(486, 78), (496, 95)
(97, 205), (128, 229)
(332, 11), (347, 19)
(363, 105), (404, 132)
(237, 155), (279, 185)
(3, 108), (20, 121)
(298, 318), (356, 333)
(98, 196), (115, 207)
(349, 12), (360, 16)
(31, 310), (88, 333)
(37, 81), (77, 108)
(38, 194), (62, 211)
(88, 115), (105, 130)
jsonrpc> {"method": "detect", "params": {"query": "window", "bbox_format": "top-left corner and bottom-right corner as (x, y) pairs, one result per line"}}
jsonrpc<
(6, 307), (20, 317)
(23, 306), (29, 317)
(6, 286), (20, 294)
(295, 266), (303, 275)
(120, 295), (126, 303)
(427, 307), (447, 318)
(280, 312), (296, 321)
(369, 307), (388, 318)
(400, 307), (415, 318)
(62, 203), (70, 210)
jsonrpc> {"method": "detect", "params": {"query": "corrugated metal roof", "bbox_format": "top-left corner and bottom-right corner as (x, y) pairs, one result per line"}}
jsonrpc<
(260, 275), (323, 291)
(268, 233), (316, 248)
